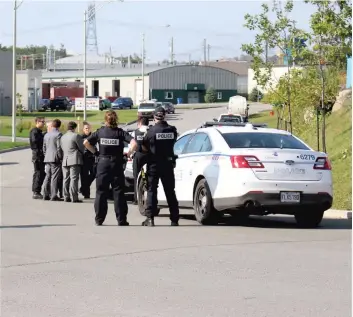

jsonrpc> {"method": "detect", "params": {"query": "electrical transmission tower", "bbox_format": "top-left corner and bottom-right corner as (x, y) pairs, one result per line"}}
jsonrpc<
(86, 2), (99, 55)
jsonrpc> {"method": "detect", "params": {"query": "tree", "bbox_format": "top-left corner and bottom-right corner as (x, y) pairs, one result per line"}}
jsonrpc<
(204, 87), (217, 103)
(304, 0), (352, 152)
(249, 87), (263, 102)
(241, 0), (310, 133)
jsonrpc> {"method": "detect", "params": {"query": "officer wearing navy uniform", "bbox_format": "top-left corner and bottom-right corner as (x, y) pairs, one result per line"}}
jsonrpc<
(132, 116), (150, 204)
(84, 110), (137, 226)
(142, 107), (179, 227)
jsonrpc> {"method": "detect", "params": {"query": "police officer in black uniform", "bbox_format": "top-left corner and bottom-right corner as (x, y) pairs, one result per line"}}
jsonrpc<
(80, 122), (97, 198)
(83, 110), (137, 226)
(141, 106), (179, 227)
(132, 116), (150, 204)
(29, 117), (46, 199)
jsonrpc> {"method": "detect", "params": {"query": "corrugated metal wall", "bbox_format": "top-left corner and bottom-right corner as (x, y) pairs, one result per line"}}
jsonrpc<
(0, 52), (13, 115)
(149, 65), (238, 90)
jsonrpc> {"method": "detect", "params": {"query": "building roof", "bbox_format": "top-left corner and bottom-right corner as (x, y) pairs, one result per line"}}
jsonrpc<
(41, 64), (171, 79)
(199, 60), (250, 76)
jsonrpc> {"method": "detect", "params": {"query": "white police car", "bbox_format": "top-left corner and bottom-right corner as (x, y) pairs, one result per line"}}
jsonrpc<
(137, 122), (333, 227)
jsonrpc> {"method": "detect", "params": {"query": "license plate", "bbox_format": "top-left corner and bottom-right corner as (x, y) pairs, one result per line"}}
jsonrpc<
(280, 192), (300, 203)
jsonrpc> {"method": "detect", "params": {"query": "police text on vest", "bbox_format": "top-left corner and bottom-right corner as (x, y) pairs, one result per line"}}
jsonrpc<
(100, 138), (119, 145)
(136, 135), (144, 141)
(156, 133), (174, 140)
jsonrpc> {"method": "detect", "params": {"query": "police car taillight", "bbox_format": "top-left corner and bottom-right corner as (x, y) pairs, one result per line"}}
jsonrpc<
(230, 155), (264, 168)
(313, 157), (331, 170)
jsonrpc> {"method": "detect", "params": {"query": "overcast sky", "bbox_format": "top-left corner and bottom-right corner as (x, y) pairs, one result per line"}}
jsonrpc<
(0, 0), (316, 61)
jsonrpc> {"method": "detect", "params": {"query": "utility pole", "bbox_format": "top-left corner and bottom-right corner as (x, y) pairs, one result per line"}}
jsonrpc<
(207, 44), (211, 63)
(141, 32), (145, 102)
(170, 37), (174, 65)
(203, 38), (207, 65)
(32, 54), (35, 70)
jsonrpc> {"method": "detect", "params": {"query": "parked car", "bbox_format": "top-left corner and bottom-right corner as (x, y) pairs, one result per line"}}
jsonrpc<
(137, 121), (333, 227)
(100, 99), (111, 110)
(137, 101), (157, 119)
(49, 97), (71, 111)
(161, 102), (175, 114)
(39, 99), (50, 111)
(111, 97), (133, 109)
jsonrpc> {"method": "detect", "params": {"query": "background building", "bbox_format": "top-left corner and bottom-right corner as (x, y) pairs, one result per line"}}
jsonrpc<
(149, 65), (238, 103)
(16, 70), (42, 111)
(0, 51), (13, 115)
(42, 65), (166, 105)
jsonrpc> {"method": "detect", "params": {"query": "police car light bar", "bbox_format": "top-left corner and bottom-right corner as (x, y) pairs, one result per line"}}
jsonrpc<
(200, 122), (268, 128)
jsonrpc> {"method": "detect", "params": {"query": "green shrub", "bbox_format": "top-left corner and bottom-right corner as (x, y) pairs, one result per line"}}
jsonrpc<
(204, 87), (217, 103)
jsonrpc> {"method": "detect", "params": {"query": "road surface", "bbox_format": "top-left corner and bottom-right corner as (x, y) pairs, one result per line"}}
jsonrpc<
(0, 105), (351, 317)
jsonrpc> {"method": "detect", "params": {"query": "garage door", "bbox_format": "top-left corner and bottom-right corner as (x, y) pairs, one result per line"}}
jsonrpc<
(135, 79), (143, 105)
(187, 91), (199, 103)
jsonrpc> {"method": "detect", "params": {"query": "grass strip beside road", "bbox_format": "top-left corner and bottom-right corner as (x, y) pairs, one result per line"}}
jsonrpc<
(0, 141), (28, 150)
(250, 105), (352, 211)
(0, 110), (138, 137)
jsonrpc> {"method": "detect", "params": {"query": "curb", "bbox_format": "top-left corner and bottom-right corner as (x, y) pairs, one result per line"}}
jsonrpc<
(0, 145), (30, 154)
(324, 209), (352, 220)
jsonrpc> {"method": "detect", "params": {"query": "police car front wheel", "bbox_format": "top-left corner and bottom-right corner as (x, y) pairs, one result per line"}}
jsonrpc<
(194, 179), (219, 225)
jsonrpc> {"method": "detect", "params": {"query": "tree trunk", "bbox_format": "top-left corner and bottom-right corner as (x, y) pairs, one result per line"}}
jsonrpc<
(321, 107), (327, 153)
(316, 107), (320, 151)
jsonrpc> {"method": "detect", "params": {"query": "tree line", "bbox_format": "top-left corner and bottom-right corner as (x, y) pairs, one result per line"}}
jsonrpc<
(241, 0), (352, 153)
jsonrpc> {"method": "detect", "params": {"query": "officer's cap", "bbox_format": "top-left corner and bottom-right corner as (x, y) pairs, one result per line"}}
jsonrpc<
(154, 107), (166, 120)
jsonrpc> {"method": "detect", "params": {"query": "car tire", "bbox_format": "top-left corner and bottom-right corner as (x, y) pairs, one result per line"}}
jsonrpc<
(137, 177), (161, 216)
(294, 208), (324, 228)
(193, 178), (220, 225)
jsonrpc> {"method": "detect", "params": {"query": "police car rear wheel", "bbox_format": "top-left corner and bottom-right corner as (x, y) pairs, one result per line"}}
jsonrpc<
(137, 179), (147, 216)
(294, 208), (324, 228)
(194, 179), (219, 225)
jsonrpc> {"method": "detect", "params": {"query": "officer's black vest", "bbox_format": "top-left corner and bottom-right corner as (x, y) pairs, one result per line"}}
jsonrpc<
(134, 128), (146, 153)
(148, 122), (177, 158)
(97, 127), (125, 158)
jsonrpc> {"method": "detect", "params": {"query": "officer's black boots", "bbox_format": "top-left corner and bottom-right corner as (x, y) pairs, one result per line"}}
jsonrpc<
(118, 221), (129, 226)
(142, 217), (155, 227)
(171, 221), (179, 226)
(32, 192), (43, 200)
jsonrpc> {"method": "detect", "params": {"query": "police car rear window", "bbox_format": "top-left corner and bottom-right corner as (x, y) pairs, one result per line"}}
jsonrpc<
(222, 132), (310, 150)
(139, 103), (155, 109)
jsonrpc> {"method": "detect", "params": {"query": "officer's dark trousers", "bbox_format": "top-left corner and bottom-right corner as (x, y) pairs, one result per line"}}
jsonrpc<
(145, 161), (179, 222)
(32, 160), (45, 193)
(80, 157), (96, 197)
(95, 157), (128, 224)
(132, 152), (148, 202)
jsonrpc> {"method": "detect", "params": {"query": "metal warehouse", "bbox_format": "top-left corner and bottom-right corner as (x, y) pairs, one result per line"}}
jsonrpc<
(0, 51), (13, 115)
(149, 65), (239, 104)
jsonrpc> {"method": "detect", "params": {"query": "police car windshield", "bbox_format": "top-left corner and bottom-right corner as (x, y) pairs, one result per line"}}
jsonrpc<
(222, 132), (310, 150)
(219, 115), (242, 123)
(139, 103), (156, 109)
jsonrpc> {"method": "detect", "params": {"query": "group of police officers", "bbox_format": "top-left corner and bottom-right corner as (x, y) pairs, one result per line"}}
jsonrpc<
(58, 106), (179, 227)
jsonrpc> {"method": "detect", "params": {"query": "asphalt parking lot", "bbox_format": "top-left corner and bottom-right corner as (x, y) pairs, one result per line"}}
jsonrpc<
(0, 105), (351, 317)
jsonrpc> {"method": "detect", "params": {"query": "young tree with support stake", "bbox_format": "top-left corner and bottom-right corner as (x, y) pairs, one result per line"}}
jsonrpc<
(304, 0), (352, 153)
(241, 0), (309, 134)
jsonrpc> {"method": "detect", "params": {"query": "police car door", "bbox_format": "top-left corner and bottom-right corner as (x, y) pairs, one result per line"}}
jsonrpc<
(176, 132), (212, 203)
(157, 133), (193, 203)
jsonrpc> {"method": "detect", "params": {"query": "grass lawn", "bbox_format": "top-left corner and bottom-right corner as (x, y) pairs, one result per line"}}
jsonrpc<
(0, 141), (28, 150)
(249, 103), (352, 210)
(0, 109), (138, 137)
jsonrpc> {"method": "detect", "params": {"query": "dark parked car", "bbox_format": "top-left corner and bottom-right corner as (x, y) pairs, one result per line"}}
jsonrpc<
(49, 97), (71, 111)
(111, 97), (133, 110)
(161, 102), (175, 114)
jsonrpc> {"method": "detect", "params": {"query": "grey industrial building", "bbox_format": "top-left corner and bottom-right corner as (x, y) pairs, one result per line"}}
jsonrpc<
(149, 65), (239, 103)
(0, 51), (13, 115)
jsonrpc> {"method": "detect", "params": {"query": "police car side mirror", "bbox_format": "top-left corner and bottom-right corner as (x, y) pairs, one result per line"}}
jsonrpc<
(213, 118), (217, 122)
